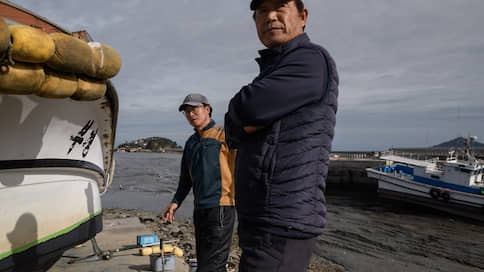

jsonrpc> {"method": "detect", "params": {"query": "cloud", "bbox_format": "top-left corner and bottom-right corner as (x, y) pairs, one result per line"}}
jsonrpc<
(12, 0), (484, 149)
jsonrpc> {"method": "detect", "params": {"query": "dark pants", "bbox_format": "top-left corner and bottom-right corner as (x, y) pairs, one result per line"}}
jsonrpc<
(193, 206), (235, 272)
(238, 225), (316, 272)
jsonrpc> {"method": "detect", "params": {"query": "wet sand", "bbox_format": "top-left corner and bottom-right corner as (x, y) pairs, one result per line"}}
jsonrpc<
(316, 192), (484, 272)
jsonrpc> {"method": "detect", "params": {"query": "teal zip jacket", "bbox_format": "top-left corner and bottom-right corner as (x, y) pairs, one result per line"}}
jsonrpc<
(172, 120), (236, 209)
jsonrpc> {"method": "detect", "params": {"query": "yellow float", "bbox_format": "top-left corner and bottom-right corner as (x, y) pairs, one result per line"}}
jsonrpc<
(36, 70), (78, 98)
(87, 42), (122, 79)
(0, 17), (9, 54)
(9, 25), (55, 63)
(72, 77), (107, 101)
(0, 62), (44, 94)
(46, 32), (93, 75)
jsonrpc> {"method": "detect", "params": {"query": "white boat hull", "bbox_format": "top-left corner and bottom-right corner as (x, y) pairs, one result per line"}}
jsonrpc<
(367, 168), (484, 220)
(0, 91), (117, 270)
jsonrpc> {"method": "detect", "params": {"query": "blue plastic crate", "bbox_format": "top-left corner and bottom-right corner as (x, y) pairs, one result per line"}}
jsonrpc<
(137, 234), (159, 247)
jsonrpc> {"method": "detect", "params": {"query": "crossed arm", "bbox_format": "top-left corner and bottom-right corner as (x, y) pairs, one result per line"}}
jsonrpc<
(225, 48), (327, 146)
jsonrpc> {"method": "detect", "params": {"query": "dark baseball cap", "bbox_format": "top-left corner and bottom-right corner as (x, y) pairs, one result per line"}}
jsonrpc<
(250, 0), (263, 10)
(178, 93), (209, 112)
(250, 0), (303, 10)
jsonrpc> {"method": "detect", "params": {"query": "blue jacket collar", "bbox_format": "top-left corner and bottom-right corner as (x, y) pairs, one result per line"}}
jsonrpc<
(256, 33), (310, 67)
(194, 119), (215, 133)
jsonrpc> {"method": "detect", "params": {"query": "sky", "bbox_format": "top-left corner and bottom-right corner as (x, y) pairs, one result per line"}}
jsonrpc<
(11, 0), (484, 150)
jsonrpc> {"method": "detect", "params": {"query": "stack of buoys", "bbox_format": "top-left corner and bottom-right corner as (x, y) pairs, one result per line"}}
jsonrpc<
(139, 244), (184, 257)
(0, 17), (121, 101)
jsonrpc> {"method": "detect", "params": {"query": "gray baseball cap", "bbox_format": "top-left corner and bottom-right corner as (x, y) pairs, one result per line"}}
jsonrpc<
(178, 93), (209, 112)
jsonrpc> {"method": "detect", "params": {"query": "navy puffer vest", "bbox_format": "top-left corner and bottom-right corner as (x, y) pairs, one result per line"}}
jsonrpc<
(226, 33), (339, 239)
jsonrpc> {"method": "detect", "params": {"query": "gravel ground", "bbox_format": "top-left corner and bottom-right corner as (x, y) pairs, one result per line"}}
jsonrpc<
(102, 208), (342, 272)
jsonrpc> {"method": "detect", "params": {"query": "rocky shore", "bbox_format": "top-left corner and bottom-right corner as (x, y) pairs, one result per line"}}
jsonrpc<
(103, 193), (484, 272)
(102, 208), (343, 272)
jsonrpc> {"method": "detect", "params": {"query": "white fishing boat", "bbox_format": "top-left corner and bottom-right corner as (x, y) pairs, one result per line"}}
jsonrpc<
(367, 137), (484, 221)
(0, 1), (120, 271)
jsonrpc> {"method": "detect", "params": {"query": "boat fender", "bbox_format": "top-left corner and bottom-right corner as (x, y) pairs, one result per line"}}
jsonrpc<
(71, 76), (107, 101)
(429, 188), (440, 199)
(9, 25), (55, 63)
(36, 69), (78, 98)
(441, 191), (450, 202)
(0, 17), (9, 53)
(86, 42), (122, 79)
(0, 16), (13, 67)
(0, 62), (44, 94)
(46, 32), (93, 75)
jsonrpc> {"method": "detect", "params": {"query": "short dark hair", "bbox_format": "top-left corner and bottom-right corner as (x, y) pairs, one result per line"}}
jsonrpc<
(251, 0), (306, 30)
(203, 104), (213, 117)
(251, 0), (305, 13)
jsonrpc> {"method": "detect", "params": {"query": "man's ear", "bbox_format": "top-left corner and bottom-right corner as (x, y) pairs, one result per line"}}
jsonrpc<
(300, 8), (308, 28)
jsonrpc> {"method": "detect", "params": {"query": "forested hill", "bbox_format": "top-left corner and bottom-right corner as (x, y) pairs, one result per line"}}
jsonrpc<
(117, 137), (181, 152)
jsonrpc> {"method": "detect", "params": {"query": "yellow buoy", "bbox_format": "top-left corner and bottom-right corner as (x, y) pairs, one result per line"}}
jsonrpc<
(36, 70), (78, 98)
(139, 246), (162, 256)
(139, 247), (153, 256)
(161, 244), (174, 254)
(152, 246), (161, 254)
(72, 76), (106, 101)
(87, 42), (122, 79)
(0, 17), (9, 53)
(9, 25), (55, 63)
(0, 62), (44, 94)
(173, 246), (184, 258)
(46, 33), (93, 75)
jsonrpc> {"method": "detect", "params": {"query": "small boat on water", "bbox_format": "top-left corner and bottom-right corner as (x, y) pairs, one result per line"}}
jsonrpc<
(0, 1), (120, 271)
(367, 136), (484, 221)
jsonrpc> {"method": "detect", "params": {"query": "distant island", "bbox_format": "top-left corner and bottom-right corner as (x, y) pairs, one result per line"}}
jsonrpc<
(116, 137), (183, 153)
(433, 137), (484, 148)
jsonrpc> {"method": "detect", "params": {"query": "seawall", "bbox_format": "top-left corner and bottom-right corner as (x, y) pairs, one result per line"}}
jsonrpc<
(326, 159), (385, 193)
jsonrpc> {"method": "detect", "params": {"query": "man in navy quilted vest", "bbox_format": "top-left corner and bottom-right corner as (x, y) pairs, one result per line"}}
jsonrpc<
(224, 0), (339, 271)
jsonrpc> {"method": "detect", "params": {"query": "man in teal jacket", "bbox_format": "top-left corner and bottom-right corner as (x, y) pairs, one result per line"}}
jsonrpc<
(162, 94), (236, 272)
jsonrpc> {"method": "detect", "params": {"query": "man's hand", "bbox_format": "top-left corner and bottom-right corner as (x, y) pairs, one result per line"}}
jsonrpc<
(161, 203), (179, 223)
(243, 126), (264, 134)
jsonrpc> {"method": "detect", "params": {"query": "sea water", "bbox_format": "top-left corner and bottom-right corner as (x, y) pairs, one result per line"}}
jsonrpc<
(102, 152), (194, 219)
